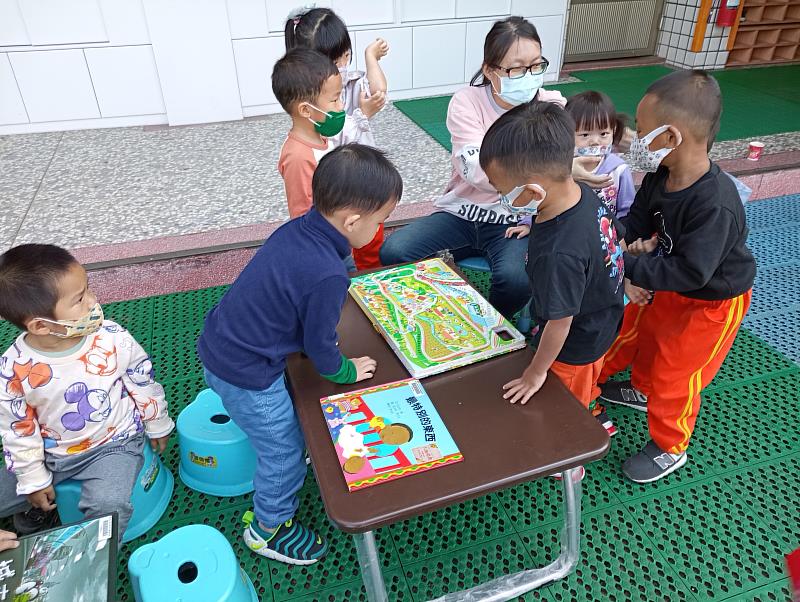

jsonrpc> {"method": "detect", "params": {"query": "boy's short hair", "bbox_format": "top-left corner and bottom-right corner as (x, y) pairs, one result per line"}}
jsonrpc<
(0, 244), (79, 330)
(271, 48), (338, 113)
(312, 144), (403, 215)
(479, 101), (575, 181)
(645, 70), (722, 145)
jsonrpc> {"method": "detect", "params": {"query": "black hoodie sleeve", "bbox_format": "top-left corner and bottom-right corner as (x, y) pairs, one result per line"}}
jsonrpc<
(621, 173), (654, 244)
(624, 204), (740, 293)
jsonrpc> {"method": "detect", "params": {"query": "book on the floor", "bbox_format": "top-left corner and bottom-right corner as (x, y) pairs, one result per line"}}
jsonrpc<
(348, 258), (526, 378)
(320, 378), (462, 492)
(0, 513), (118, 602)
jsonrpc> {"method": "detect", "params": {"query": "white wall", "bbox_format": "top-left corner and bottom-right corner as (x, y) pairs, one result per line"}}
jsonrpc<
(0, 0), (568, 134)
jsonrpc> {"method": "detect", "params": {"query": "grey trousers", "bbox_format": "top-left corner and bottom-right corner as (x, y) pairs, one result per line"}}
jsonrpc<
(0, 433), (144, 538)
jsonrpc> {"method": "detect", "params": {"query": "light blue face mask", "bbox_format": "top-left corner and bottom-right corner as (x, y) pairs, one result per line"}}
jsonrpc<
(496, 72), (544, 106)
(499, 183), (547, 215)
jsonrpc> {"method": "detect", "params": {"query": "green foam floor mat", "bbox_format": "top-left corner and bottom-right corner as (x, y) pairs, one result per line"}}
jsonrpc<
(0, 275), (796, 601)
(394, 64), (800, 150)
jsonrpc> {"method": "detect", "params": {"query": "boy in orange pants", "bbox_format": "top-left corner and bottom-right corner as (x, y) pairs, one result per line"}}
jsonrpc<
(599, 70), (756, 483)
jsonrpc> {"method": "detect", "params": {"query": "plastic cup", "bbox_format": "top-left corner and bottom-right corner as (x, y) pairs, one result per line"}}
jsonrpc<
(747, 141), (765, 161)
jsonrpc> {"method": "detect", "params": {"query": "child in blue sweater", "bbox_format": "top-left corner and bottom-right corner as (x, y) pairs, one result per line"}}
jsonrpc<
(197, 144), (401, 565)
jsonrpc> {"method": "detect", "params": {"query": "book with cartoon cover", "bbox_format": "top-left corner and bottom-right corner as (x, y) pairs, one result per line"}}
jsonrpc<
(0, 513), (117, 602)
(320, 378), (462, 492)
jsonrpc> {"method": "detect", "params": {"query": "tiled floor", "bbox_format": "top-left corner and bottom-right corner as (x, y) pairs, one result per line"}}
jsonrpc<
(0, 104), (451, 252)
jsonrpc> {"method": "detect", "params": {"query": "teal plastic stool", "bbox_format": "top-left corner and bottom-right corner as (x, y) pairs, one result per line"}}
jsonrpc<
(54, 441), (173, 543)
(177, 389), (256, 496)
(128, 524), (258, 602)
(456, 256), (532, 332)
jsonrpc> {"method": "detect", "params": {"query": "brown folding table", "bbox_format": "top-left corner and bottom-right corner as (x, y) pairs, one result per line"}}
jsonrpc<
(286, 295), (610, 601)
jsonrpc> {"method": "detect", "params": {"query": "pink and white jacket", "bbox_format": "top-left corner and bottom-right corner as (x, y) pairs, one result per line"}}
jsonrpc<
(434, 85), (566, 224)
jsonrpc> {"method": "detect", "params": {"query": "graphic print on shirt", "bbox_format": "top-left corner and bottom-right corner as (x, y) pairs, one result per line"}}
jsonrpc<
(79, 335), (117, 376)
(653, 211), (674, 256)
(598, 207), (624, 292)
(597, 183), (619, 215)
(2, 358), (52, 397)
(126, 357), (155, 386)
(60, 382), (112, 432)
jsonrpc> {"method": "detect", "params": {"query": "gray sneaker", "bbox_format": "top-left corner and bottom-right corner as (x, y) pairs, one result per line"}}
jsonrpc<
(623, 440), (687, 483)
(599, 380), (648, 412)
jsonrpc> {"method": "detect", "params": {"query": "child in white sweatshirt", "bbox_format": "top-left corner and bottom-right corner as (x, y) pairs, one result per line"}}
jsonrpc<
(0, 244), (174, 538)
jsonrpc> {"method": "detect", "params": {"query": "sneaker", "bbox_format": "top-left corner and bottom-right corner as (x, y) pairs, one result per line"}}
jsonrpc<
(242, 511), (327, 565)
(599, 380), (648, 412)
(622, 440), (687, 483)
(592, 404), (617, 437)
(13, 508), (60, 536)
(551, 466), (586, 481)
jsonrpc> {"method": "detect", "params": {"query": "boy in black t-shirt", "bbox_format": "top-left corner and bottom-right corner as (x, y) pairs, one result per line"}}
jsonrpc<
(598, 70), (756, 484)
(479, 101), (625, 438)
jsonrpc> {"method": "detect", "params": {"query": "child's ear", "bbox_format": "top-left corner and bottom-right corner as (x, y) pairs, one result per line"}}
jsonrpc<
(666, 125), (683, 148)
(296, 102), (313, 119)
(343, 213), (361, 232)
(25, 318), (52, 336)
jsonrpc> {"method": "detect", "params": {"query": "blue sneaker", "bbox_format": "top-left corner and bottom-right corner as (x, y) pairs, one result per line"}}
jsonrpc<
(242, 511), (328, 565)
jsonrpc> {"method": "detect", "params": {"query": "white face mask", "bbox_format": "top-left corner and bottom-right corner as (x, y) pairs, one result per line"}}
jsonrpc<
(629, 125), (682, 172)
(499, 184), (547, 215)
(575, 144), (612, 158)
(494, 72), (544, 106)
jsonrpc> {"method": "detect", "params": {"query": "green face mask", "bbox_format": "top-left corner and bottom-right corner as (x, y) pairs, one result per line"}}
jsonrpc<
(306, 103), (346, 137)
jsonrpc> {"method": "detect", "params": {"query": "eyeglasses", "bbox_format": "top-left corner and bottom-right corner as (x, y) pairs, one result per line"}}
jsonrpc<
(493, 58), (550, 79)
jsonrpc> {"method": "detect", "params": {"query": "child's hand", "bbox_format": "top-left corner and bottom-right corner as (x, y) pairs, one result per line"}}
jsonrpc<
(366, 38), (389, 60)
(359, 90), (386, 118)
(625, 278), (653, 306)
(627, 234), (659, 256)
(27, 485), (56, 512)
(502, 366), (547, 405)
(352, 356), (377, 381)
(0, 530), (18, 552)
(505, 225), (531, 239)
(149, 434), (170, 454)
(573, 157), (613, 189)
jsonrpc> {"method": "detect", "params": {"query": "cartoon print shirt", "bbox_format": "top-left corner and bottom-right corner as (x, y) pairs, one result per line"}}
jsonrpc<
(0, 321), (174, 495)
(591, 153), (636, 219)
(526, 183), (626, 365)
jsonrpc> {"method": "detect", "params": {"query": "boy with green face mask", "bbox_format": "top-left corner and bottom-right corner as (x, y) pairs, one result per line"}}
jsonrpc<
(273, 48), (346, 221)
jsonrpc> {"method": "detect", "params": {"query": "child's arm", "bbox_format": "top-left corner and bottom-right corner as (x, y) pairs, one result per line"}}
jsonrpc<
(301, 276), (376, 384)
(0, 394), (51, 501)
(120, 335), (174, 452)
(615, 165), (636, 219)
(364, 38), (389, 94)
(625, 205), (739, 293)
(338, 113), (377, 146)
(503, 316), (572, 405)
(279, 148), (315, 219)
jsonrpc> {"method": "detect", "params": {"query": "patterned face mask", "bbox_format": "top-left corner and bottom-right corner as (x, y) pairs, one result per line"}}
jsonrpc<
(37, 303), (104, 338)
(575, 144), (612, 157)
(629, 125), (682, 172)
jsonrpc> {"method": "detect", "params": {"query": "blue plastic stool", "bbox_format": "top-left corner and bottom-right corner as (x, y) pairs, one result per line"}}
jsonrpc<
(177, 389), (255, 496)
(128, 524), (258, 602)
(54, 441), (173, 543)
(456, 256), (532, 332)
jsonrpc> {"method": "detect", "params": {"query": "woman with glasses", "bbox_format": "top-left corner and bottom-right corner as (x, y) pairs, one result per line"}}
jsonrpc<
(381, 16), (582, 320)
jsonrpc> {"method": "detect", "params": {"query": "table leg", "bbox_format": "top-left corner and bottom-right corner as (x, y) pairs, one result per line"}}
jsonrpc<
(354, 530), (389, 602)
(430, 467), (583, 602)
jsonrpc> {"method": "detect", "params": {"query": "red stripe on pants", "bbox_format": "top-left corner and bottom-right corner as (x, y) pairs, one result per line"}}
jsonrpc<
(600, 289), (751, 453)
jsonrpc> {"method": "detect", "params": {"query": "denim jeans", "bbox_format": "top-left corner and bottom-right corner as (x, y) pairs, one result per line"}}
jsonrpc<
(203, 368), (306, 528)
(379, 211), (531, 318)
